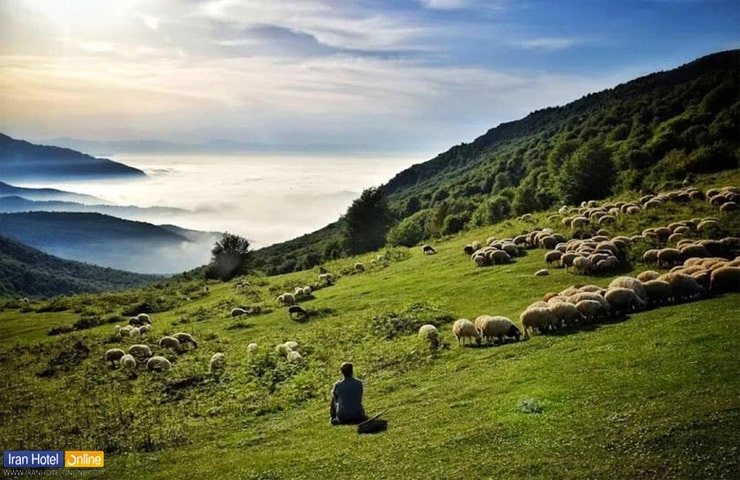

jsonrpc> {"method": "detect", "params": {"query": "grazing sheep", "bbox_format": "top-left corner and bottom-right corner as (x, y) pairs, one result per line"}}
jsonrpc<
(301, 286), (313, 296)
(643, 280), (673, 306)
(548, 302), (582, 328)
(544, 250), (562, 267)
(318, 273), (335, 285)
(489, 249), (512, 265)
(119, 326), (133, 337)
(288, 305), (308, 320)
(277, 293), (296, 306)
(105, 348), (126, 366)
(286, 351), (303, 362)
(246, 343), (258, 353)
(209, 353), (226, 376)
(642, 249), (660, 266)
(130, 327), (141, 336)
(477, 316), (521, 344)
(354, 262), (365, 272)
(575, 300), (604, 323)
(608, 276), (648, 302)
(172, 332), (198, 349)
(637, 270), (661, 282)
(535, 269), (549, 276)
(137, 313), (152, 324)
(422, 245), (437, 255)
(147, 356), (172, 372)
(418, 324), (441, 348)
(463, 244), (475, 256)
(658, 272), (705, 301)
(159, 336), (182, 353)
(139, 324), (152, 334)
(604, 287), (647, 314)
(709, 266), (740, 294)
(452, 319), (481, 346)
(231, 307), (247, 317)
(657, 248), (683, 268)
(572, 256), (593, 275)
(120, 354), (136, 369)
(127, 344), (153, 359)
(519, 308), (555, 338)
(275, 343), (292, 356)
(113, 325), (121, 334)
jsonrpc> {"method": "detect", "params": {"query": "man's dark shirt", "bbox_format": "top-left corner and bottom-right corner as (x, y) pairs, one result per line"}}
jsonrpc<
(332, 376), (365, 422)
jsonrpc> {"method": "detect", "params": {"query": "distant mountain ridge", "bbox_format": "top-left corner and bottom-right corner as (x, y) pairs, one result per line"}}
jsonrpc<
(0, 181), (111, 204)
(0, 212), (221, 274)
(0, 235), (159, 297)
(0, 134), (145, 180)
(0, 195), (189, 220)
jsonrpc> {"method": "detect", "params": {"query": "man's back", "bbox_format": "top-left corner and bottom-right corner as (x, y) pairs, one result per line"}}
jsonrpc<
(332, 376), (364, 421)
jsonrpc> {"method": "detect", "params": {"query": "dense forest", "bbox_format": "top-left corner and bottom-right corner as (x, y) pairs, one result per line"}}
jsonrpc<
(251, 50), (739, 275)
(0, 236), (159, 297)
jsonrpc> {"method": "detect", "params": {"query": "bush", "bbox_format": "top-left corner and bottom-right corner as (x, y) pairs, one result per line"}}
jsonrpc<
(387, 210), (433, 247)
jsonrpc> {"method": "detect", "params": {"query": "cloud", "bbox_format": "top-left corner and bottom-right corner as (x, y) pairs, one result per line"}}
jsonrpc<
(514, 37), (580, 51)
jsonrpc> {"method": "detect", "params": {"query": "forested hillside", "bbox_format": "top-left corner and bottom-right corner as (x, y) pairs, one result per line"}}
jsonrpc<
(0, 236), (159, 297)
(251, 50), (739, 274)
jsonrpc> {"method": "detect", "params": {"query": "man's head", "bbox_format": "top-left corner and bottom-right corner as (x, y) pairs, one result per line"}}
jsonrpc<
(340, 362), (353, 377)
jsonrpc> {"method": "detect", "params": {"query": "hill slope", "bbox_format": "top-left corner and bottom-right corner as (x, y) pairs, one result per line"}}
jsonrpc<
(0, 212), (220, 274)
(0, 133), (145, 180)
(251, 49), (740, 274)
(0, 236), (159, 297)
(0, 172), (738, 479)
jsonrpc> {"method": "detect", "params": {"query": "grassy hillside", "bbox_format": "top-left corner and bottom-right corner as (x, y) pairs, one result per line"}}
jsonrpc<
(251, 49), (740, 274)
(0, 236), (160, 298)
(1, 171), (738, 479)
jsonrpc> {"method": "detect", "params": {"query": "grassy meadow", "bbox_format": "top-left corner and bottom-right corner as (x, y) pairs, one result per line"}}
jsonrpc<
(1, 171), (739, 479)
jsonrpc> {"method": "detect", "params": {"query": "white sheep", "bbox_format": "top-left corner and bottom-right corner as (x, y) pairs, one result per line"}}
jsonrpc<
(354, 262), (365, 272)
(418, 324), (441, 348)
(275, 343), (292, 356)
(209, 353), (226, 376)
(127, 344), (153, 359)
(139, 324), (152, 334)
(247, 343), (258, 353)
(172, 332), (198, 349)
(113, 325), (121, 334)
(643, 279), (673, 306)
(120, 354), (137, 369)
(535, 269), (549, 276)
(519, 308), (555, 338)
(119, 326), (133, 337)
(105, 348), (126, 366)
(277, 293), (296, 306)
(604, 287), (647, 315)
(137, 313), (152, 324)
(286, 351), (303, 362)
(477, 316), (521, 344)
(147, 356), (171, 372)
(302, 286), (313, 296)
(284, 340), (299, 350)
(452, 319), (480, 346)
(608, 276), (648, 302)
(575, 299), (604, 323)
(159, 336), (182, 352)
(548, 302), (582, 328)
(318, 273), (334, 285)
(130, 327), (141, 336)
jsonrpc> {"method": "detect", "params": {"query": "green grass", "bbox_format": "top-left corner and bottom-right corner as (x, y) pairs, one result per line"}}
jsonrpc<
(1, 177), (739, 479)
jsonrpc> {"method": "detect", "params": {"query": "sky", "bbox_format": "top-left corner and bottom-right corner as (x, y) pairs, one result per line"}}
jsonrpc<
(0, 0), (738, 154)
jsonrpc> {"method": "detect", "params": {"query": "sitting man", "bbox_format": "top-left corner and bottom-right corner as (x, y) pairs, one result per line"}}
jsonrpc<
(330, 362), (367, 425)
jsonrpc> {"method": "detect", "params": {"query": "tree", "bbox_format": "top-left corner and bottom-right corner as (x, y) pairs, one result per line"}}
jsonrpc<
(555, 141), (616, 205)
(206, 232), (251, 281)
(342, 187), (394, 255)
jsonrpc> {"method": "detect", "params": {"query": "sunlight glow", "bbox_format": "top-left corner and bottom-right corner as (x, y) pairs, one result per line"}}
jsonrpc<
(24, 0), (125, 29)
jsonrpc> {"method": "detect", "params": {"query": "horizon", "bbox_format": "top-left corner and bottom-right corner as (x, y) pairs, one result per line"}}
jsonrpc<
(1, 0), (738, 155)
